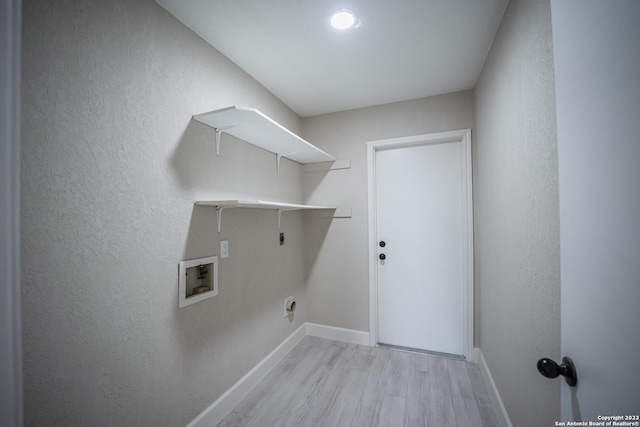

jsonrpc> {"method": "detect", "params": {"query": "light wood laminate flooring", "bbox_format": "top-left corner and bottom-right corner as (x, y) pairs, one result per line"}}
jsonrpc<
(218, 336), (501, 427)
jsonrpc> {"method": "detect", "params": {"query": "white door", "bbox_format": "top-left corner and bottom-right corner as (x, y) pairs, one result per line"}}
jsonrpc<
(367, 130), (473, 357)
(552, 0), (640, 420)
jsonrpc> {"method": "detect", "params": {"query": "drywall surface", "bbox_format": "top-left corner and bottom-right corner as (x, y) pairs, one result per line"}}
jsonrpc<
(21, 0), (306, 425)
(552, 0), (640, 420)
(301, 92), (475, 332)
(474, 0), (560, 425)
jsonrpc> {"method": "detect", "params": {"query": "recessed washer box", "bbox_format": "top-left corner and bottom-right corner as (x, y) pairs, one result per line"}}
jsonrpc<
(178, 256), (218, 308)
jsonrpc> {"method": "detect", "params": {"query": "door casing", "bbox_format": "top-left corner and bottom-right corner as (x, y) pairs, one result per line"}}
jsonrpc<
(366, 129), (474, 359)
(1, 0), (23, 425)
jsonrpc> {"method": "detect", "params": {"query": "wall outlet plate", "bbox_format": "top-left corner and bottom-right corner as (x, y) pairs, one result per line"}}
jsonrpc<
(284, 295), (295, 317)
(220, 240), (229, 259)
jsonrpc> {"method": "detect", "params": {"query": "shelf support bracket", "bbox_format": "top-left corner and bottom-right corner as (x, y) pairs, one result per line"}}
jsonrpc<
(276, 152), (298, 174)
(216, 207), (223, 233)
(214, 126), (234, 156)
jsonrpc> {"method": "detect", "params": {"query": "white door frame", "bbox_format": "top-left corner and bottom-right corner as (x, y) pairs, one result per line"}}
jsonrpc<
(1, 0), (23, 425)
(366, 129), (474, 359)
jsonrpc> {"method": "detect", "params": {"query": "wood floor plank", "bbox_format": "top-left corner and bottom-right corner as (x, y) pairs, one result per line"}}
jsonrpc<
(234, 337), (331, 419)
(428, 355), (457, 426)
(245, 340), (343, 426)
(217, 412), (251, 427)
(410, 352), (432, 372)
(448, 358), (475, 399)
(375, 394), (406, 427)
(404, 398), (430, 427)
(467, 363), (501, 427)
(404, 370), (430, 427)
(353, 348), (404, 426)
(350, 385), (386, 427)
(366, 346), (392, 388)
(380, 349), (411, 397)
(458, 395), (485, 427)
(348, 343), (376, 371)
(272, 342), (354, 426)
(451, 391), (483, 427)
(351, 349), (391, 427)
(407, 368), (429, 400)
(319, 368), (368, 427)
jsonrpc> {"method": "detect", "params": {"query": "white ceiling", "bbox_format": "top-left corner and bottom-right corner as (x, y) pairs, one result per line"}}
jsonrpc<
(156, 0), (508, 117)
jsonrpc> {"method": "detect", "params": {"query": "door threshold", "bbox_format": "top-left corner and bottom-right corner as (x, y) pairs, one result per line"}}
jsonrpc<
(377, 342), (465, 360)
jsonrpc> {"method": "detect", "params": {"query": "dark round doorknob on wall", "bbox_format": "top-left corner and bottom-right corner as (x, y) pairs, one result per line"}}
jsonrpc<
(379, 241), (386, 247)
(379, 253), (386, 260)
(537, 357), (577, 387)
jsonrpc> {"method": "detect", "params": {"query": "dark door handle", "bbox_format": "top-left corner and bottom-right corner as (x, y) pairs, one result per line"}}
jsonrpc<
(379, 253), (386, 260)
(379, 241), (386, 247)
(537, 357), (577, 387)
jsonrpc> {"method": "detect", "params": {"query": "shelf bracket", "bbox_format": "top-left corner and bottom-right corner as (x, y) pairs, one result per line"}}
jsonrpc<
(214, 126), (234, 156)
(276, 152), (299, 174)
(216, 207), (223, 233)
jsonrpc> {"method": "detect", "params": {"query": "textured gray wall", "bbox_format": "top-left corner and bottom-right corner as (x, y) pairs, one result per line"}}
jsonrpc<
(301, 92), (475, 332)
(21, 0), (308, 425)
(474, 0), (561, 425)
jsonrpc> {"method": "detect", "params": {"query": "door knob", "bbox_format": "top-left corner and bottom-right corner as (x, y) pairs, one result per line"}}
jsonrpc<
(379, 253), (386, 260)
(537, 357), (577, 387)
(379, 241), (386, 247)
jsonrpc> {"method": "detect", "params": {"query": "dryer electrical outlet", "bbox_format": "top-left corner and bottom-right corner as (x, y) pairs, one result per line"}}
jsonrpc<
(284, 295), (295, 317)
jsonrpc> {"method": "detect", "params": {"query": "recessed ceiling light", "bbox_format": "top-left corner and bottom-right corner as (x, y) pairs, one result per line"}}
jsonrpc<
(330, 9), (360, 30)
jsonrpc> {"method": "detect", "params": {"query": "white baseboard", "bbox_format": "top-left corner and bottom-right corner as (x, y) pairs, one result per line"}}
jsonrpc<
(305, 322), (370, 345)
(187, 323), (369, 427)
(474, 348), (513, 427)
